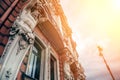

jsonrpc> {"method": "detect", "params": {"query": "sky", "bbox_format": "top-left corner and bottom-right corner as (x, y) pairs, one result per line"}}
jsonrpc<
(60, 0), (120, 80)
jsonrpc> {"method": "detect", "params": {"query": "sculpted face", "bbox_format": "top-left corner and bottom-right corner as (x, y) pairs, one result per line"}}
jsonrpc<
(25, 0), (46, 21)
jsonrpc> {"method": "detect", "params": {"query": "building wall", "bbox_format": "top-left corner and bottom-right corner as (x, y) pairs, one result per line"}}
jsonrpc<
(0, 0), (85, 80)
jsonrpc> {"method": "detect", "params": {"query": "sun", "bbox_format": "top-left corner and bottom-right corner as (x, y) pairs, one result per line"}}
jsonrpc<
(112, 0), (120, 10)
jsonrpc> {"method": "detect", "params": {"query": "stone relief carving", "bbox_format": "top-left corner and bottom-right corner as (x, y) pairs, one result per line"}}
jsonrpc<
(26, 0), (47, 23)
(64, 62), (74, 80)
(0, 1), (39, 79)
(31, 1), (46, 19)
(0, 0), (39, 63)
(0, 0), (49, 79)
(8, 19), (35, 55)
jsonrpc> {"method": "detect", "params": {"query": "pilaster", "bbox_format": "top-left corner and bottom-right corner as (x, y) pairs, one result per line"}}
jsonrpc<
(0, 2), (37, 79)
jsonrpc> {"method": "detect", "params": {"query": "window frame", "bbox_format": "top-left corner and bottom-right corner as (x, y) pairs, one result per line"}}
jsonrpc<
(49, 49), (59, 80)
(34, 37), (47, 80)
(20, 36), (47, 80)
(25, 42), (42, 80)
(20, 35), (60, 80)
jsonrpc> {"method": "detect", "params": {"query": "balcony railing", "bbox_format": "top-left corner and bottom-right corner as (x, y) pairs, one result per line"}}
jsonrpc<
(42, 2), (63, 39)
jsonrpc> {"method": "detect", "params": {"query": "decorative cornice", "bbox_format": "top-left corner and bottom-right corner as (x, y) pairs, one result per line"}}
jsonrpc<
(70, 61), (85, 79)
(58, 47), (74, 64)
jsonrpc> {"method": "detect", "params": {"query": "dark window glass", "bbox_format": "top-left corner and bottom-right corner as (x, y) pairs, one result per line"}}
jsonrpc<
(50, 55), (57, 80)
(25, 44), (41, 80)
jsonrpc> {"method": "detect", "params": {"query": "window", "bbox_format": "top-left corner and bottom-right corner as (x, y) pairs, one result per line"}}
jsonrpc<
(22, 42), (42, 80)
(25, 45), (41, 79)
(50, 54), (57, 80)
(19, 38), (58, 80)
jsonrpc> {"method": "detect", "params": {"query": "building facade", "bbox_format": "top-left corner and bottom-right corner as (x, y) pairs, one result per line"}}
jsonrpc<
(0, 0), (85, 80)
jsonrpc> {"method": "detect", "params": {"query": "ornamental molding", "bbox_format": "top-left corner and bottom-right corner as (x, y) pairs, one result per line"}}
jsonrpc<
(9, 18), (35, 51)
(25, 0), (47, 24)
(70, 61), (85, 79)
(70, 61), (80, 73)
(64, 62), (74, 80)
(59, 47), (75, 64)
(0, 6), (36, 79)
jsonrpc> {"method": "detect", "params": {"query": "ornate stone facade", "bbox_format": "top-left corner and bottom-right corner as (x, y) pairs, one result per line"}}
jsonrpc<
(0, 0), (85, 80)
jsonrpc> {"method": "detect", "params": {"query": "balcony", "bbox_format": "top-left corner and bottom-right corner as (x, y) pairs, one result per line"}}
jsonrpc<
(38, 19), (64, 51)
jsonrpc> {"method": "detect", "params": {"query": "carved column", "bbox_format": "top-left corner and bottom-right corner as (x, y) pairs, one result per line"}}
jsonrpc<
(0, 0), (49, 79)
(0, 2), (38, 78)
(59, 48), (75, 80)
(0, 20), (35, 80)
(59, 56), (64, 80)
